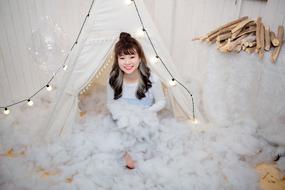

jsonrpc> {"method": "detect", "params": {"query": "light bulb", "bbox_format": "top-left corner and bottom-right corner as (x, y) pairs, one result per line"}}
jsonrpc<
(192, 118), (198, 124)
(125, 0), (133, 5)
(63, 65), (68, 71)
(27, 99), (34, 106)
(3, 108), (10, 115)
(136, 29), (145, 37)
(150, 56), (159, 64)
(46, 84), (52, 91)
(169, 78), (177, 86)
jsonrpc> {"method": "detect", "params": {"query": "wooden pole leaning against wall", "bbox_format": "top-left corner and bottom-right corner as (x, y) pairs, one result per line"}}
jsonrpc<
(258, 22), (265, 59)
(270, 31), (280, 47)
(192, 16), (248, 41)
(271, 25), (284, 63)
(264, 26), (271, 51)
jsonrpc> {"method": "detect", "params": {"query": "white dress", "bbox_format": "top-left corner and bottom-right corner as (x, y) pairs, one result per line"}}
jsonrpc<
(106, 73), (166, 160)
(106, 73), (166, 112)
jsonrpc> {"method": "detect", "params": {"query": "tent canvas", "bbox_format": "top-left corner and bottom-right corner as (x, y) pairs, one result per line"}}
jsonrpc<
(44, 0), (198, 139)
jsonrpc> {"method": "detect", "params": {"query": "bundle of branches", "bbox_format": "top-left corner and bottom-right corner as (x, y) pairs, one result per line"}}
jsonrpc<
(193, 16), (284, 63)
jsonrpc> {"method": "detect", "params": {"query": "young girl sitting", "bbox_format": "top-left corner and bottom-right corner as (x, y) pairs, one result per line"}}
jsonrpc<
(107, 32), (166, 169)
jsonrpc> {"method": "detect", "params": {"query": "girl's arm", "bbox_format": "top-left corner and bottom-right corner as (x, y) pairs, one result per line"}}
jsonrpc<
(147, 74), (166, 112)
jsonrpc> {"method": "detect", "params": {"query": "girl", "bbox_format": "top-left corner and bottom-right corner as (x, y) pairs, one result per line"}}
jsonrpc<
(107, 32), (166, 169)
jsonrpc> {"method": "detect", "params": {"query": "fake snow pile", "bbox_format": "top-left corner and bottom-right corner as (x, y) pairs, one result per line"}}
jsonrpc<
(0, 85), (281, 190)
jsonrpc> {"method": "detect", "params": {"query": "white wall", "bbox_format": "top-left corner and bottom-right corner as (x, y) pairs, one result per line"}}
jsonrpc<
(1, 0), (285, 143)
(144, 0), (285, 144)
(144, 0), (285, 79)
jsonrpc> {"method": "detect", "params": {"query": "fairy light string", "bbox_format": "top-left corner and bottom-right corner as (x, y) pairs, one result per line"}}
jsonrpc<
(1, 0), (196, 121)
(0, 0), (95, 113)
(131, 0), (196, 120)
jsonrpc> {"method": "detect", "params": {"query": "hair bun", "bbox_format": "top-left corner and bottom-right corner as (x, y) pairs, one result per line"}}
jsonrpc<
(119, 32), (131, 40)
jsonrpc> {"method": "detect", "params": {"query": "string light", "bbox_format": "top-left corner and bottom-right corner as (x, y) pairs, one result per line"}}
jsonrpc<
(192, 118), (198, 124)
(136, 28), (145, 37)
(46, 84), (52, 91)
(27, 99), (34, 106)
(125, 0), (133, 5)
(0, 0), (95, 112)
(3, 108), (10, 115)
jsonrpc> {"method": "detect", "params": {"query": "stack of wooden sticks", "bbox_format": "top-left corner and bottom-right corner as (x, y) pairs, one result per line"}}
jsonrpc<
(193, 16), (284, 63)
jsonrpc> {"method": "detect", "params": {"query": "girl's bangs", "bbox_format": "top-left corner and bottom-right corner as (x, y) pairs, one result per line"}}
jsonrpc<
(119, 47), (137, 56)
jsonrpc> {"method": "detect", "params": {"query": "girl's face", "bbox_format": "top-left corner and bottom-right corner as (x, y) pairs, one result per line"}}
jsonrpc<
(117, 50), (141, 75)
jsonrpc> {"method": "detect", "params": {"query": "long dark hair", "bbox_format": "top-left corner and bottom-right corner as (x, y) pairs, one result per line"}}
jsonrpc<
(109, 32), (152, 100)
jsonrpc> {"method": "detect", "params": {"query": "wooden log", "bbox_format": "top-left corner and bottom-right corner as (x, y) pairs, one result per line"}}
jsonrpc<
(217, 32), (232, 41)
(227, 34), (248, 51)
(245, 46), (256, 54)
(231, 28), (243, 39)
(233, 25), (256, 40)
(241, 34), (255, 46)
(243, 39), (256, 47)
(259, 22), (265, 59)
(233, 44), (242, 53)
(271, 25), (284, 63)
(218, 39), (231, 52)
(231, 19), (254, 33)
(216, 40), (227, 48)
(270, 31), (280, 47)
(243, 41), (250, 47)
(192, 36), (202, 41)
(256, 17), (262, 50)
(206, 25), (237, 42)
(249, 41), (256, 47)
(199, 16), (248, 41)
(244, 21), (256, 28)
(264, 26), (271, 50)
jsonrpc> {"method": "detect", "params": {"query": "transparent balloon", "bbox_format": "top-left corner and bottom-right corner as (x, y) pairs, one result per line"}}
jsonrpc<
(28, 16), (70, 73)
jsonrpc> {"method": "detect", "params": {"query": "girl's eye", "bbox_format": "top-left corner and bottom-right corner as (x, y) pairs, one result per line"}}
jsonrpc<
(119, 57), (125, 60)
(130, 56), (135, 59)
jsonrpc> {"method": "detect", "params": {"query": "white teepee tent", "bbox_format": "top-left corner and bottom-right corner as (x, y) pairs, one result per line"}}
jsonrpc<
(43, 0), (198, 139)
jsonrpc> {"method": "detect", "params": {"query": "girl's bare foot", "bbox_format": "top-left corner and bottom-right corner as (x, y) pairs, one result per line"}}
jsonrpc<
(123, 152), (136, 169)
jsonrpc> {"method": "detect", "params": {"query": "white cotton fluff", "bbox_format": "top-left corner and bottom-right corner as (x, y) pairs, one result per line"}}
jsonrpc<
(0, 83), (281, 190)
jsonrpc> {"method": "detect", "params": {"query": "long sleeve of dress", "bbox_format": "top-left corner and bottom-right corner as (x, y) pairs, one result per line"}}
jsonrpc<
(147, 74), (166, 112)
